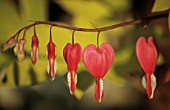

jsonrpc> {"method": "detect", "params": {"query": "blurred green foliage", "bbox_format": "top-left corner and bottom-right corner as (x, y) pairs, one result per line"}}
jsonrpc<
(152, 0), (170, 29)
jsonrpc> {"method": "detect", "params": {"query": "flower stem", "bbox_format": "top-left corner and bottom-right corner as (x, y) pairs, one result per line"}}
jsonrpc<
(72, 30), (75, 46)
(50, 25), (53, 41)
(23, 29), (27, 39)
(97, 31), (100, 48)
(34, 24), (37, 36)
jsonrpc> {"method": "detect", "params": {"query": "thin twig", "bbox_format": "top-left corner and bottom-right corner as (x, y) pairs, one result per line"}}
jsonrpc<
(13, 9), (169, 36)
(97, 31), (100, 48)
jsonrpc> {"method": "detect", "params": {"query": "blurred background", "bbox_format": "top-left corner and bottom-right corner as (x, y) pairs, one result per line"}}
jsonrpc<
(0, 0), (170, 110)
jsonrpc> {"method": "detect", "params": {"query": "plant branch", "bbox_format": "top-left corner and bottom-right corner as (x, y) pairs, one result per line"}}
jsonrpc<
(14, 9), (169, 36)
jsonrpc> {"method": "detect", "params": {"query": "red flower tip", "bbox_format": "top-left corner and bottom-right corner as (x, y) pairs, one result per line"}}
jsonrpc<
(82, 43), (114, 102)
(2, 36), (16, 52)
(67, 71), (77, 94)
(18, 39), (26, 61)
(63, 43), (82, 94)
(136, 36), (158, 99)
(31, 35), (39, 65)
(47, 40), (57, 81)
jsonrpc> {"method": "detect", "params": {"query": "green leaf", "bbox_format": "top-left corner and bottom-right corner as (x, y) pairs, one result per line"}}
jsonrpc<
(74, 88), (84, 100)
(152, 0), (170, 12)
(19, 0), (47, 21)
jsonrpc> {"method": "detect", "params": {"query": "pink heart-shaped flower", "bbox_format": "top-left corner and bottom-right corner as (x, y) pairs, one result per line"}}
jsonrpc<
(63, 43), (82, 94)
(82, 43), (114, 102)
(136, 36), (158, 99)
(83, 43), (114, 79)
(136, 37), (158, 75)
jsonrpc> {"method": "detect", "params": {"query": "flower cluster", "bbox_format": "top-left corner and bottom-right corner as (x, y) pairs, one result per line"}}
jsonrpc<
(2, 24), (158, 102)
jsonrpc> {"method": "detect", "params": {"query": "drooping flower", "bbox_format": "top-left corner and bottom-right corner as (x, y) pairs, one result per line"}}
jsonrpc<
(46, 26), (57, 81)
(14, 39), (19, 55)
(31, 27), (39, 65)
(82, 43), (114, 102)
(18, 39), (26, 61)
(136, 36), (158, 99)
(47, 39), (56, 81)
(2, 36), (16, 52)
(63, 43), (82, 94)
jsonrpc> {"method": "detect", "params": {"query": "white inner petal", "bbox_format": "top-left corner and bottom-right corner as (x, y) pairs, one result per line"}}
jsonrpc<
(47, 61), (50, 74)
(19, 45), (22, 52)
(75, 73), (77, 84)
(36, 48), (39, 59)
(142, 76), (146, 89)
(10, 42), (15, 48)
(54, 58), (57, 74)
(150, 74), (157, 99)
(67, 72), (71, 88)
(99, 79), (103, 102)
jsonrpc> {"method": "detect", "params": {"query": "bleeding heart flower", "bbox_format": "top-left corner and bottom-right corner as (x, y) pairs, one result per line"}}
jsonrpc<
(136, 36), (158, 99)
(2, 36), (16, 52)
(31, 32), (39, 65)
(14, 39), (19, 56)
(18, 39), (26, 61)
(47, 39), (57, 81)
(82, 43), (114, 102)
(63, 43), (82, 94)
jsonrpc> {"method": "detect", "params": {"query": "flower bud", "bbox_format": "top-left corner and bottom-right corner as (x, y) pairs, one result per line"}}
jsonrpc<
(47, 40), (56, 81)
(14, 39), (19, 56)
(18, 39), (26, 61)
(2, 36), (16, 52)
(31, 35), (39, 64)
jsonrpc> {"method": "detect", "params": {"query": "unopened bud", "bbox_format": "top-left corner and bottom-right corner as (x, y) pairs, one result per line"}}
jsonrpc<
(2, 36), (16, 52)
(17, 39), (26, 61)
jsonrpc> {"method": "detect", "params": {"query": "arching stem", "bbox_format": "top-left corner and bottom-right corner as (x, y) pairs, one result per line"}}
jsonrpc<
(8, 9), (169, 40)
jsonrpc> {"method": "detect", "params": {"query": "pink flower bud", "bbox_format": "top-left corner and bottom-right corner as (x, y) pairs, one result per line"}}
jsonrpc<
(31, 35), (39, 65)
(14, 39), (19, 55)
(18, 39), (26, 61)
(2, 36), (16, 52)
(47, 40), (56, 81)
